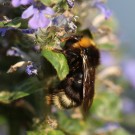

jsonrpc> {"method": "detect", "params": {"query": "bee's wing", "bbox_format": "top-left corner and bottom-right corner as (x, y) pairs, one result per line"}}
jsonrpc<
(82, 50), (95, 112)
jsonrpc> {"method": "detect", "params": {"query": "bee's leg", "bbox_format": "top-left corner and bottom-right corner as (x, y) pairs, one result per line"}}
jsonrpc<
(51, 48), (67, 56)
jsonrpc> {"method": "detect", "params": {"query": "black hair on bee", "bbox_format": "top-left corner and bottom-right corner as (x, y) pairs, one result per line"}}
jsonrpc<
(47, 35), (100, 112)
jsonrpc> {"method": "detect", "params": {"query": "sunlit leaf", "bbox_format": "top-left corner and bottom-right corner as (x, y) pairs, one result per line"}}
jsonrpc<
(47, 130), (65, 135)
(42, 49), (69, 80)
(40, 0), (60, 6)
(0, 91), (12, 104)
(0, 17), (28, 28)
(4, 18), (22, 28)
(28, 130), (47, 135)
(28, 130), (65, 135)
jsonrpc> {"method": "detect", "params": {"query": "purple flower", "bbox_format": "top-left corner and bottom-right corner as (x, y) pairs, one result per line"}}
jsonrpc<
(6, 47), (25, 58)
(26, 63), (38, 75)
(95, 123), (120, 134)
(0, 28), (8, 36)
(0, 27), (15, 36)
(11, 0), (33, 7)
(66, 0), (75, 8)
(122, 60), (135, 88)
(7, 47), (21, 57)
(121, 98), (135, 114)
(21, 3), (54, 29)
(20, 28), (36, 34)
(93, 0), (112, 19)
(0, 27), (35, 36)
(100, 51), (115, 67)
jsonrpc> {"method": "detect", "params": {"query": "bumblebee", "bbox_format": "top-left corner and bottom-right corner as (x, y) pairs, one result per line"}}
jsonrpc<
(47, 36), (100, 112)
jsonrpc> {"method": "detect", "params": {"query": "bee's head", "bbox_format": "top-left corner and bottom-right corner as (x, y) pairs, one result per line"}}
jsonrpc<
(63, 36), (82, 50)
(63, 35), (96, 50)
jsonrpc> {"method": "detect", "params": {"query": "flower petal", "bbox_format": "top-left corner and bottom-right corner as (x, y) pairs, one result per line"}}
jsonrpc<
(21, 28), (36, 34)
(122, 60), (135, 88)
(21, 5), (35, 19)
(28, 11), (50, 29)
(0, 27), (15, 36)
(0, 28), (8, 36)
(66, 0), (75, 8)
(96, 3), (111, 19)
(21, 0), (33, 5)
(38, 12), (50, 28)
(26, 63), (38, 75)
(11, 0), (21, 7)
(28, 12), (40, 29)
(93, 0), (112, 19)
(43, 7), (54, 15)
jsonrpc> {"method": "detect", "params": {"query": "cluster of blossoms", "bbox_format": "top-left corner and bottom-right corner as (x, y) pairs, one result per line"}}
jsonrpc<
(10, 0), (111, 30)
(0, 0), (112, 36)
(92, 0), (112, 19)
(26, 63), (38, 75)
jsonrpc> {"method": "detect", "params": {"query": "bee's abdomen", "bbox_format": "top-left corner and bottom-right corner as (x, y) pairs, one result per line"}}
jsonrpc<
(47, 74), (83, 109)
(47, 91), (82, 109)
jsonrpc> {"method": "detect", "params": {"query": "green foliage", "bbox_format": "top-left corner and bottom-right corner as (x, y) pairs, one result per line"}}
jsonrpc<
(28, 130), (65, 135)
(42, 49), (69, 80)
(113, 128), (131, 135)
(57, 111), (86, 134)
(4, 18), (22, 28)
(40, 0), (59, 6)
(40, 0), (68, 12)
(91, 91), (121, 121)
(0, 78), (43, 103)
(47, 130), (65, 135)
(0, 18), (27, 28)
(99, 43), (116, 50)
(28, 130), (47, 135)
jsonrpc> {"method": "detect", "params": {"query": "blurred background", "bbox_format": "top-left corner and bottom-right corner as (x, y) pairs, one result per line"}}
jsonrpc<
(108, 0), (135, 55)
(108, 0), (135, 133)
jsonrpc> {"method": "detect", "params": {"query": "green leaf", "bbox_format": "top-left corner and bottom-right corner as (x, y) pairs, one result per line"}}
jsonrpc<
(57, 111), (86, 134)
(0, 115), (8, 124)
(4, 18), (22, 28)
(28, 130), (65, 135)
(113, 128), (131, 135)
(42, 49), (69, 80)
(47, 130), (65, 135)
(0, 91), (12, 104)
(40, 0), (60, 6)
(11, 78), (43, 100)
(0, 78), (43, 103)
(0, 18), (28, 28)
(99, 43), (115, 50)
(0, 21), (4, 27)
(27, 130), (47, 135)
(40, 0), (51, 6)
